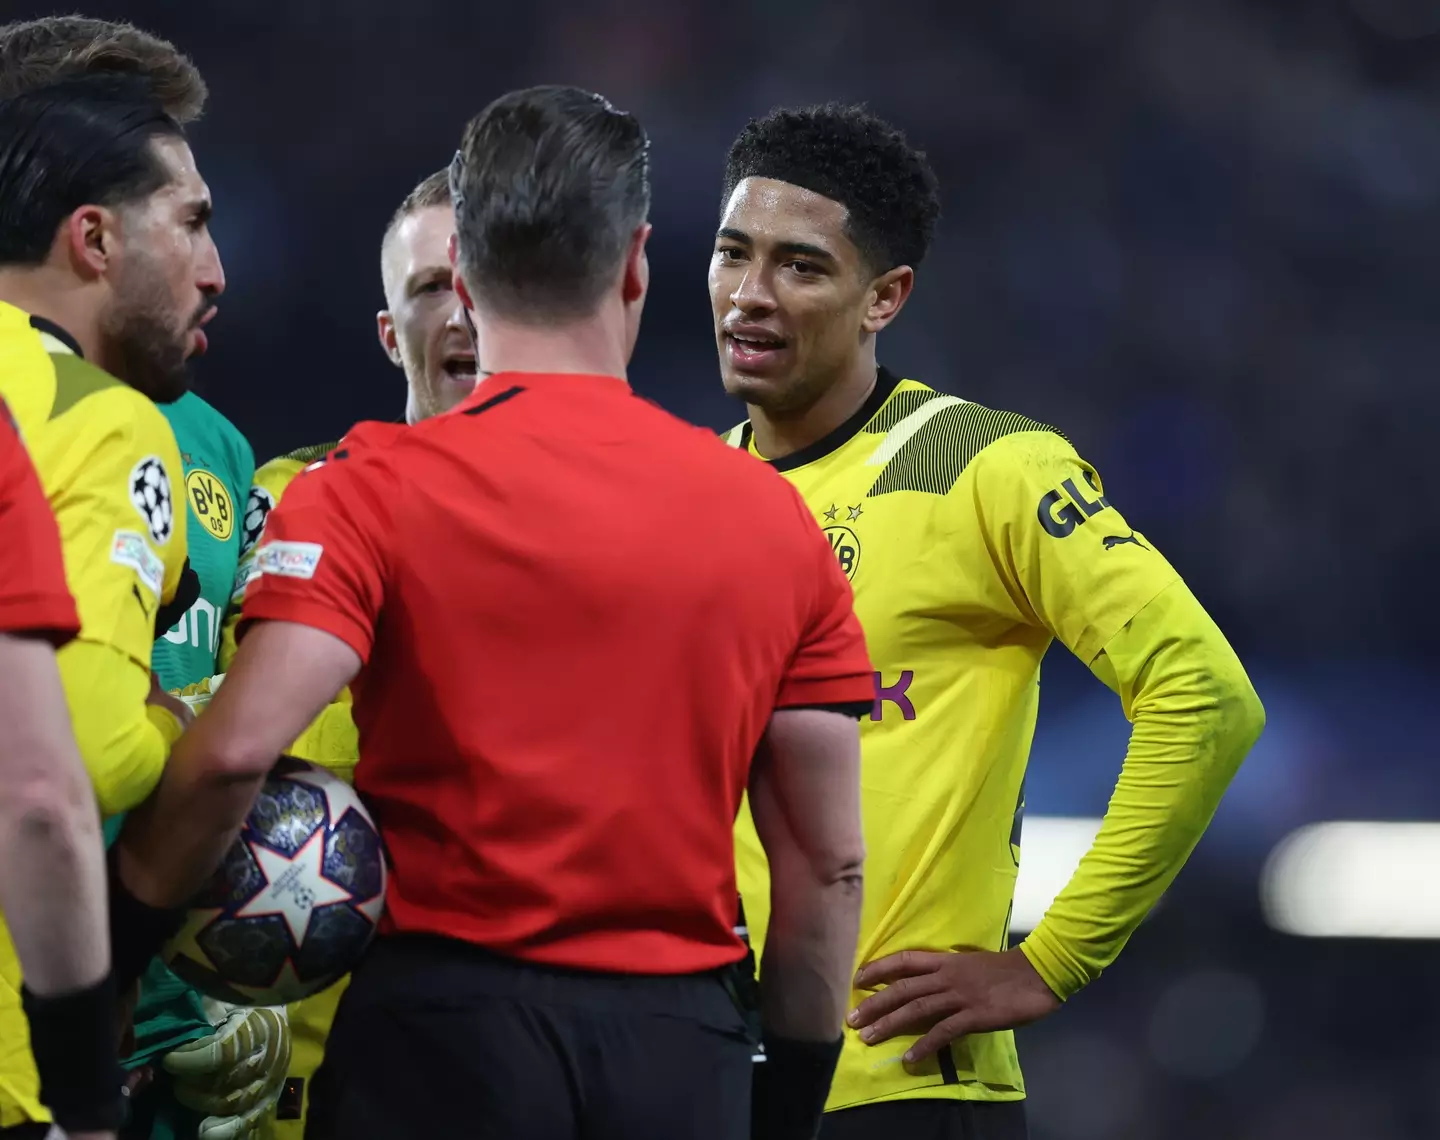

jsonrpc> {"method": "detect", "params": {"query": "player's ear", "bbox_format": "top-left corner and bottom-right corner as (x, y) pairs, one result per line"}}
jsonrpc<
(863, 265), (914, 335)
(376, 311), (401, 367)
(65, 205), (114, 280)
(622, 223), (651, 306)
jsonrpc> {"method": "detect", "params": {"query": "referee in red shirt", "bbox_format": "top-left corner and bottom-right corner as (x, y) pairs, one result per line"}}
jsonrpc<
(0, 396), (129, 1138)
(109, 86), (872, 1140)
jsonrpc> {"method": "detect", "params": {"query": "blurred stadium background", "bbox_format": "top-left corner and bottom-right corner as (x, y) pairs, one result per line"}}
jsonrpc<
(22, 0), (1440, 1135)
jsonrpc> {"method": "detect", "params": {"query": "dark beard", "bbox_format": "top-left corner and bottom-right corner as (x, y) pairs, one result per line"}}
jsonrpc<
(101, 256), (195, 404)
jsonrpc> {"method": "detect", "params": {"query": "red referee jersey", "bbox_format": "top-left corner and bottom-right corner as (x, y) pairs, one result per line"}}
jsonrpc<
(0, 397), (79, 644)
(243, 373), (872, 975)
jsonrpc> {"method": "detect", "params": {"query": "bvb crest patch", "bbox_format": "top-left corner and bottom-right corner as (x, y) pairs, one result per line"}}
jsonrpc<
(186, 468), (235, 541)
(129, 456), (174, 545)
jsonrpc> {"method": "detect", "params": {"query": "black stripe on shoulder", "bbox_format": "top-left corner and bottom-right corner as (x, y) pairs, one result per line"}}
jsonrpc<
(866, 403), (1065, 498)
(280, 440), (342, 465)
(777, 699), (874, 720)
(29, 315), (83, 358)
(862, 388), (937, 435)
(462, 385), (525, 416)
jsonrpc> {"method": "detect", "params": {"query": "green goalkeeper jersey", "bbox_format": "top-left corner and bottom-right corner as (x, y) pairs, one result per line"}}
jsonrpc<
(151, 391), (255, 691)
(109, 393), (255, 1102)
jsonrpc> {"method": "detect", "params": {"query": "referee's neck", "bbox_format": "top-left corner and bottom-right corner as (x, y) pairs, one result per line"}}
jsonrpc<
(468, 306), (630, 385)
(749, 360), (879, 464)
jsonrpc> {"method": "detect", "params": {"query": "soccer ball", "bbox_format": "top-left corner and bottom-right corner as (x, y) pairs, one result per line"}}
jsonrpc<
(165, 757), (387, 1005)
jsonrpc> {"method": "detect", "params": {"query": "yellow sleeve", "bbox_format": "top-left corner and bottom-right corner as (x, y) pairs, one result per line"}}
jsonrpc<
(965, 430), (1180, 664)
(52, 386), (187, 664)
(217, 453), (358, 781)
(49, 388), (188, 810)
(58, 640), (184, 816)
(1019, 583), (1265, 998)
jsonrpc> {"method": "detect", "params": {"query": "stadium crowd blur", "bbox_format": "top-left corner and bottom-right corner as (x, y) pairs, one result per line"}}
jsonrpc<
(27, 0), (1440, 1135)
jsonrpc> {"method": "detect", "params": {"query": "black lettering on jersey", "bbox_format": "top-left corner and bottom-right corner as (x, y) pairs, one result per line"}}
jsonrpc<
(1038, 471), (1111, 538)
(864, 397), (1063, 499)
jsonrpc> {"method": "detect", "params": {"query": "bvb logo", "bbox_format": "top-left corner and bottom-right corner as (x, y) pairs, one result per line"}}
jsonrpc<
(186, 468), (235, 541)
(824, 525), (861, 581)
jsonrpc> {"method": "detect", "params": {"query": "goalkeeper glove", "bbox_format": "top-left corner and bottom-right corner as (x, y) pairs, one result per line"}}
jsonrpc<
(171, 672), (225, 716)
(161, 998), (290, 1140)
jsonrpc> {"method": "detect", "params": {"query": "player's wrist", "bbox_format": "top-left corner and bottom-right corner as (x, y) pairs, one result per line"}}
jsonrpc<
(751, 1032), (843, 1140)
(107, 843), (187, 993)
(21, 971), (129, 1133)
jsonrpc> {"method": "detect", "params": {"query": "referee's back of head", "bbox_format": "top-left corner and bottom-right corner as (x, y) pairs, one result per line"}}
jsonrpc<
(448, 85), (650, 326)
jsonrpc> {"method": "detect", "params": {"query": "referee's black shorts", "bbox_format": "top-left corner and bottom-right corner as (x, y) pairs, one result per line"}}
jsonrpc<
(305, 933), (754, 1140)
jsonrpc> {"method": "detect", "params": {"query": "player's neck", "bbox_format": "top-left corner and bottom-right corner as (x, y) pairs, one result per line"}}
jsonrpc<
(748, 358), (879, 462)
(0, 269), (104, 363)
(469, 308), (629, 384)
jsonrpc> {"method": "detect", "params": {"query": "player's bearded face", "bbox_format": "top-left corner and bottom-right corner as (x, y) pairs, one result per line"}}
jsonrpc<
(103, 245), (205, 403)
(710, 177), (873, 416)
(102, 138), (223, 404)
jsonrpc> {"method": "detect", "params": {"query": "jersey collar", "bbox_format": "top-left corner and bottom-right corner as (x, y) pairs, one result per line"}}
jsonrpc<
(746, 366), (901, 473)
(28, 315), (83, 358)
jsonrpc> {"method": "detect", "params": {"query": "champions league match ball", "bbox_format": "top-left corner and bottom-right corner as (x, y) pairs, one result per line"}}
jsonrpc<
(165, 757), (387, 1005)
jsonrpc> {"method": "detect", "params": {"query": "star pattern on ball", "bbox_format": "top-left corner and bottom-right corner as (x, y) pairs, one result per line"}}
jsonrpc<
(237, 829), (355, 949)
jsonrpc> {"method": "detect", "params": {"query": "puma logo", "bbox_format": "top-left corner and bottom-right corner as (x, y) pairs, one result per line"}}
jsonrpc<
(1103, 532), (1148, 551)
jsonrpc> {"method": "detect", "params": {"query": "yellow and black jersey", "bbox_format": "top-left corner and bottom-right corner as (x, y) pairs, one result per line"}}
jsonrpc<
(0, 301), (188, 1125)
(729, 368), (1262, 1111)
(220, 439), (357, 777)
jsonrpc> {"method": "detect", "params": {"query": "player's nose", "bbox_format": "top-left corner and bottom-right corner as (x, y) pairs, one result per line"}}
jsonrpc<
(729, 266), (775, 314)
(198, 234), (226, 298)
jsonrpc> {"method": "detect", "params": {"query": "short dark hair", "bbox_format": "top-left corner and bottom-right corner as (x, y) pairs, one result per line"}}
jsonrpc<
(449, 85), (650, 324)
(0, 74), (185, 266)
(382, 167), (452, 252)
(722, 103), (941, 274)
(0, 15), (207, 123)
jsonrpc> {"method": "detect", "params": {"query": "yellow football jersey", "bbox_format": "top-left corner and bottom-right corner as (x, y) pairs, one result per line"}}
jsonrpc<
(219, 441), (357, 1140)
(728, 370), (1181, 1110)
(0, 302), (188, 1125)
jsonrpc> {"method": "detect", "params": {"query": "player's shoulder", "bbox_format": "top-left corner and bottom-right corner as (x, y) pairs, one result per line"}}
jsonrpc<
(859, 373), (1069, 498)
(53, 355), (179, 460)
(164, 391), (255, 470)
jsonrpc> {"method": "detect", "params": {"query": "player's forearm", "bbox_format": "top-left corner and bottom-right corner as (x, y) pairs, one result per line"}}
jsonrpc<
(0, 635), (110, 994)
(760, 870), (864, 1041)
(752, 710), (867, 1041)
(1022, 583), (1264, 1000)
(118, 747), (264, 909)
(58, 638), (182, 817)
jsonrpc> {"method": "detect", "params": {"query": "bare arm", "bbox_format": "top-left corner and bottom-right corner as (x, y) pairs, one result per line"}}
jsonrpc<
(0, 632), (109, 995)
(749, 707), (866, 1042)
(116, 620), (360, 909)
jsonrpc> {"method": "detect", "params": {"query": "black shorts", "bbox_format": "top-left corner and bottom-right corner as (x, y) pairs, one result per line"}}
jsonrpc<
(305, 934), (754, 1140)
(820, 1097), (1029, 1140)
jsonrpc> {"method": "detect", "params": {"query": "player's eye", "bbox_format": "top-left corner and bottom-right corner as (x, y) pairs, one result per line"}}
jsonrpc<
(787, 260), (820, 277)
(417, 279), (450, 295)
(715, 246), (746, 263)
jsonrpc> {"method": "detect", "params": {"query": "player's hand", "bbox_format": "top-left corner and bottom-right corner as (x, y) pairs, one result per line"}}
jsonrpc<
(147, 672), (194, 727)
(170, 673), (226, 716)
(162, 999), (290, 1139)
(848, 947), (1061, 1062)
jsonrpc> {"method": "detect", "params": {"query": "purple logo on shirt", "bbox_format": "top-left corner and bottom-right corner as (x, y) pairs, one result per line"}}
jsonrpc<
(871, 670), (915, 721)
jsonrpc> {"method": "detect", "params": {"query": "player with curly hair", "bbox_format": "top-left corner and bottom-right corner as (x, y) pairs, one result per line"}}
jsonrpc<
(714, 103), (1267, 1137)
